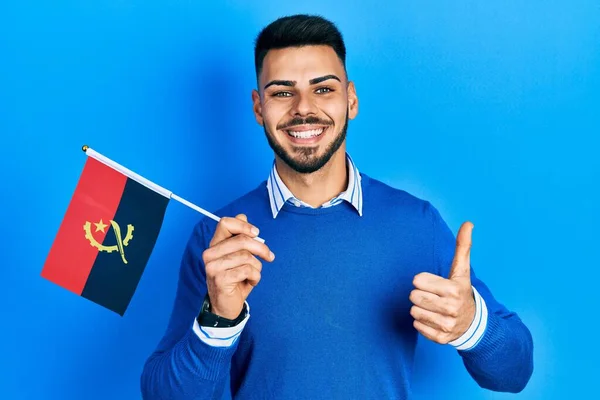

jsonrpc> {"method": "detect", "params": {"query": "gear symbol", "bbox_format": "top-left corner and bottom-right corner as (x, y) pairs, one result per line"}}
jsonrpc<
(83, 221), (134, 253)
(123, 225), (134, 245)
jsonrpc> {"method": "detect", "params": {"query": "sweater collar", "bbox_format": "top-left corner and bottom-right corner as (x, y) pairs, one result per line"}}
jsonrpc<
(266, 153), (363, 219)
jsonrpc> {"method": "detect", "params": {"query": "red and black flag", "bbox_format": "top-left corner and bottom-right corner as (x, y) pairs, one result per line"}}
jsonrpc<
(41, 148), (170, 316)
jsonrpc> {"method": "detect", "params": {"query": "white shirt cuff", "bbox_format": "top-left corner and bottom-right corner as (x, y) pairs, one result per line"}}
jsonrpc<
(192, 302), (250, 347)
(448, 286), (488, 351)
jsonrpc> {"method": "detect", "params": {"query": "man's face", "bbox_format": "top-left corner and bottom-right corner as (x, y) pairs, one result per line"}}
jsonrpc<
(252, 45), (358, 174)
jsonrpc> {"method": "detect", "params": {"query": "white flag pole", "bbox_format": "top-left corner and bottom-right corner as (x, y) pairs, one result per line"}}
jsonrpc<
(81, 145), (265, 243)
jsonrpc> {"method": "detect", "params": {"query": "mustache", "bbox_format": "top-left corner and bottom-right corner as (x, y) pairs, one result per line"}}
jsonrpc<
(277, 116), (333, 130)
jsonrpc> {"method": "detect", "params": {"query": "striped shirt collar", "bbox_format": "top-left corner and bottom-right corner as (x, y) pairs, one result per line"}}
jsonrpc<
(266, 153), (363, 218)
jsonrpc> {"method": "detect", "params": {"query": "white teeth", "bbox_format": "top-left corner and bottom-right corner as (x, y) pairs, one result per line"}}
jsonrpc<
(287, 128), (324, 139)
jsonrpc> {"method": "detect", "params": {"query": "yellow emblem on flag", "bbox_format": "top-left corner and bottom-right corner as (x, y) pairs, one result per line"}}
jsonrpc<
(83, 219), (134, 264)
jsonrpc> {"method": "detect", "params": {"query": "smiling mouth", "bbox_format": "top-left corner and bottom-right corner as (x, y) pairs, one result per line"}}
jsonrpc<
(285, 127), (326, 139)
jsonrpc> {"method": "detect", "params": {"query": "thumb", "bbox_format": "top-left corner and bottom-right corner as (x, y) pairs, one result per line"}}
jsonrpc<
(235, 213), (248, 222)
(449, 221), (474, 280)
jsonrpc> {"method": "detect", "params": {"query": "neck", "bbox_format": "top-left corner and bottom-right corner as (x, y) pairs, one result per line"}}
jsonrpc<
(275, 149), (348, 208)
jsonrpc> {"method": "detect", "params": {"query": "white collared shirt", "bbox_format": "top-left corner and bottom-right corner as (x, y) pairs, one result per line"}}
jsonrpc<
(266, 153), (363, 218)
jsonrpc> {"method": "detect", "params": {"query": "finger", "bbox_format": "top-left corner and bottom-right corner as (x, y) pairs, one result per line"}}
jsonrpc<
(413, 320), (446, 344)
(210, 214), (260, 247)
(449, 221), (473, 280)
(410, 305), (450, 332)
(224, 264), (262, 287)
(206, 250), (263, 276)
(409, 289), (457, 317)
(204, 234), (274, 264)
(412, 272), (460, 297)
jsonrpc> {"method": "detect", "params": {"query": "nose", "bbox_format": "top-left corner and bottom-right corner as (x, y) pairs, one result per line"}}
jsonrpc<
(290, 92), (317, 117)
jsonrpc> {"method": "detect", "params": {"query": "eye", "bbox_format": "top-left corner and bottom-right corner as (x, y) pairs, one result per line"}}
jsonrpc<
(315, 87), (333, 94)
(273, 91), (292, 97)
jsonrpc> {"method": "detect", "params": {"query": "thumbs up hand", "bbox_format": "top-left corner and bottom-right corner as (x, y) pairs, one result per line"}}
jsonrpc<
(409, 222), (476, 344)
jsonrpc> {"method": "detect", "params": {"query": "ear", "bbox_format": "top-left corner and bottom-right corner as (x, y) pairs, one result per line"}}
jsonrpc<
(347, 81), (359, 120)
(251, 89), (264, 126)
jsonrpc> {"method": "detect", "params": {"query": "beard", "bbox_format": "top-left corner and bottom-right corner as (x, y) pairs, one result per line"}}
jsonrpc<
(263, 109), (349, 174)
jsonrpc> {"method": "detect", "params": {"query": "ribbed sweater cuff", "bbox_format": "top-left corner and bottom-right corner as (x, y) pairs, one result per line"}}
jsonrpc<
(183, 328), (239, 381)
(459, 310), (506, 362)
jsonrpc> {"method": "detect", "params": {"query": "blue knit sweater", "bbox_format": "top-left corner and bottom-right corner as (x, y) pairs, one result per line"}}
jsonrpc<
(141, 174), (533, 399)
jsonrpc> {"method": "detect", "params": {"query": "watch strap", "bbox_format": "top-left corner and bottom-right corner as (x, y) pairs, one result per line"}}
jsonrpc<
(197, 294), (248, 328)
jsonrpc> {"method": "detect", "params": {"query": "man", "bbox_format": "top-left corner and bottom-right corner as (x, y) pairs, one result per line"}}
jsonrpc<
(141, 14), (533, 399)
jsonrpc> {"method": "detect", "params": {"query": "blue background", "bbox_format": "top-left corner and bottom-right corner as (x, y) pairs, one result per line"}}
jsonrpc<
(1, 1), (598, 399)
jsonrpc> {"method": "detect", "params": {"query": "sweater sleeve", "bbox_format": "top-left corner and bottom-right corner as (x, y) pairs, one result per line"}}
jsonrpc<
(428, 203), (534, 393)
(140, 219), (239, 400)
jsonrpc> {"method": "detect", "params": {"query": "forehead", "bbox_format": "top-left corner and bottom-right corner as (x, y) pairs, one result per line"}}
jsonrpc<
(259, 45), (345, 86)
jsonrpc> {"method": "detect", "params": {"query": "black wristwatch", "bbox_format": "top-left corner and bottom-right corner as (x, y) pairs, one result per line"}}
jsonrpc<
(197, 294), (248, 328)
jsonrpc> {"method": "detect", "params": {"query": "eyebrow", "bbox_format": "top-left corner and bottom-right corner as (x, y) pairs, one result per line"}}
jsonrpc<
(263, 74), (341, 90)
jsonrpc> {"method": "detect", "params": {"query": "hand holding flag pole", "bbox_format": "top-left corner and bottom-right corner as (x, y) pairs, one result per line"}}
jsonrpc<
(81, 145), (265, 243)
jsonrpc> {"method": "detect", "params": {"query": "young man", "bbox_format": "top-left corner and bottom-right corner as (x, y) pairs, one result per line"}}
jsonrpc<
(141, 14), (533, 399)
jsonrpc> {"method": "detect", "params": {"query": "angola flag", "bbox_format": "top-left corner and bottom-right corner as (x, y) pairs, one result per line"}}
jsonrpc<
(41, 153), (169, 316)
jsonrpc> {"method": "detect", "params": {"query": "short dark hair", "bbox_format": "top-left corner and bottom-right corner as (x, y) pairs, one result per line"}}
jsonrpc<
(254, 14), (347, 81)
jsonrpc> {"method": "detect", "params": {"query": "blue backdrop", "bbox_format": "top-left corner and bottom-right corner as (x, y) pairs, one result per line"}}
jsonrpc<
(2, 1), (598, 399)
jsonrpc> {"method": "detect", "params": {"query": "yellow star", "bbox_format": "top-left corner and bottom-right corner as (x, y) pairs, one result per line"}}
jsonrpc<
(94, 219), (108, 233)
